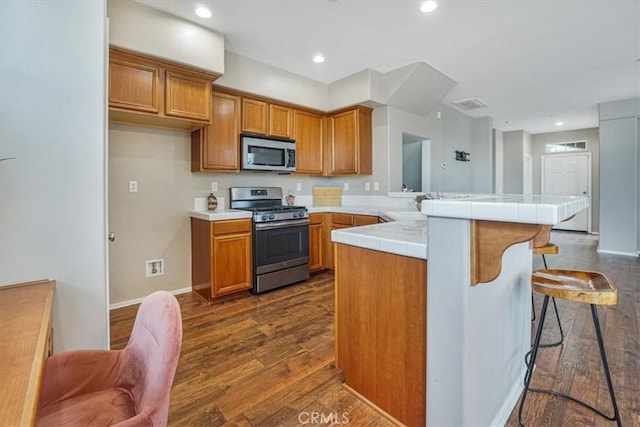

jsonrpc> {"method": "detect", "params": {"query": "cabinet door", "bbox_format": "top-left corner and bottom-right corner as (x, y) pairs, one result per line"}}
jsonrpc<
(326, 222), (353, 270)
(109, 58), (160, 113)
(293, 110), (324, 175)
(269, 104), (293, 139)
(329, 110), (359, 175)
(327, 107), (372, 176)
(192, 91), (241, 172)
(164, 70), (211, 122)
(309, 214), (325, 272)
(212, 231), (252, 296)
(242, 98), (268, 135)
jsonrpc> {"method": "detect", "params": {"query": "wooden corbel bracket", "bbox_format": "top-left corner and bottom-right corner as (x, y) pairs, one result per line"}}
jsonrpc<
(470, 220), (552, 285)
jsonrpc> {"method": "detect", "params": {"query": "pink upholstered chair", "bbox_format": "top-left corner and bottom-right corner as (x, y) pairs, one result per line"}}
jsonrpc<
(37, 291), (182, 427)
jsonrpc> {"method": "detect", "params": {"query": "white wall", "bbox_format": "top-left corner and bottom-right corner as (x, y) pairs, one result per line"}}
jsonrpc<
(502, 130), (526, 194)
(493, 129), (504, 193)
(0, 1), (108, 351)
(598, 98), (640, 254)
(471, 117), (493, 193)
(217, 51), (330, 110)
(107, 0), (225, 75)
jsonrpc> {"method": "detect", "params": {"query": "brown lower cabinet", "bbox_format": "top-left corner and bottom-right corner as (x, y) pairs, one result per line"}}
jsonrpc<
(325, 213), (379, 269)
(335, 244), (426, 426)
(191, 218), (252, 301)
(309, 213), (325, 272)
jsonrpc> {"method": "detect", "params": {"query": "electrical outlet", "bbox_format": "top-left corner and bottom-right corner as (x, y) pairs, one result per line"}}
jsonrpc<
(343, 182), (349, 191)
(296, 183), (302, 191)
(146, 259), (164, 277)
(365, 182), (370, 191)
(211, 182), (218, 192)
(129, 181), (138, 193)
(374, 182), (379, 191)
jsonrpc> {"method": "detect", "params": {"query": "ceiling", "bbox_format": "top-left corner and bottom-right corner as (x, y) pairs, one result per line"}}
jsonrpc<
(138, 0), (640, 135)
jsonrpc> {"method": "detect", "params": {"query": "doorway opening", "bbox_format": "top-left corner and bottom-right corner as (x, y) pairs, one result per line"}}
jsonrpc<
(541, 152), (592, 232)
(402, 133), (431, 193)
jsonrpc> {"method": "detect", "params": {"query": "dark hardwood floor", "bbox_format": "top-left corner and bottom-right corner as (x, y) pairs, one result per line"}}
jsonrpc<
(506, 231), (640, 427)
(110, 231), (639, 426)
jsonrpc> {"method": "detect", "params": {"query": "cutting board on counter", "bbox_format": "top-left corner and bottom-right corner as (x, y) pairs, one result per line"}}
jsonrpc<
(313, 187), (342, 206)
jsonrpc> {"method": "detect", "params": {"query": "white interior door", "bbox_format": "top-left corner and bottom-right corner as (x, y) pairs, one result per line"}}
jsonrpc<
(542, 153), (591, 232)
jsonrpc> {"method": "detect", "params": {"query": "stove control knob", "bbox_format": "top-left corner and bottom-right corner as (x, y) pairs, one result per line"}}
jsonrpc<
(261, 215), (268, 221)
(297, 212), (303, 218)
(269, 214), (275, 220)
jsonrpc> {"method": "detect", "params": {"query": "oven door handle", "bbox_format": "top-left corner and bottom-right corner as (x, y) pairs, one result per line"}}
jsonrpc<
(254, 218), (310, 230)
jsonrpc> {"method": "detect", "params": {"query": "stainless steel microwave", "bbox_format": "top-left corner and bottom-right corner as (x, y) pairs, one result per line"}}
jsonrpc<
(241, 135), (296, 172)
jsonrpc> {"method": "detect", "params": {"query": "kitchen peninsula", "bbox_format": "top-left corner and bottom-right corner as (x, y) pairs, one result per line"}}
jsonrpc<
(331, 194), (589, 427)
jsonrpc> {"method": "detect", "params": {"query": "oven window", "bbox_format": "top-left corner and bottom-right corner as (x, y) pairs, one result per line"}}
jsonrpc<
(248, 146), (285, 167)
(255, 224), (309, 268)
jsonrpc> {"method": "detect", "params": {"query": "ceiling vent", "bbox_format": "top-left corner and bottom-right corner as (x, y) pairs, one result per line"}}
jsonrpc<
(452, 97), (487, 110)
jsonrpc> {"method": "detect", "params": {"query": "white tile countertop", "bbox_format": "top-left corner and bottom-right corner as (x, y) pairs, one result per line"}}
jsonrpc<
(331, 220), (428, 260)
(189, 209), (253, 221)
(308, 205), (424, 221)
(330, 193), (589, 260)
(420, 194), (589, 224)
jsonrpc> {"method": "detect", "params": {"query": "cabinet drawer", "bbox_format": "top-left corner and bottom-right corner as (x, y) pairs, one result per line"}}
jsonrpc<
(331, 213), (354, 226)
(309, 213), (324, 225)
(354, 215), (378, 226)
(212, 219), (252, 235)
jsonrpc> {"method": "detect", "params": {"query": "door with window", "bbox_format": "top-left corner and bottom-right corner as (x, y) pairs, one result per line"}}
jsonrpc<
(541, 153), (591, 232)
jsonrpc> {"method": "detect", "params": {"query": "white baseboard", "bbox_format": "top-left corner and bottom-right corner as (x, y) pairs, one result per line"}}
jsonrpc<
(109, 286), (191, 310)
(491, 366), (527, 427)
(596, 248), (639, 257)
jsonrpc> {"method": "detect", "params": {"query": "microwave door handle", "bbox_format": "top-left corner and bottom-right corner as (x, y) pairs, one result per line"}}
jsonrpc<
(287, 149), (295, 168)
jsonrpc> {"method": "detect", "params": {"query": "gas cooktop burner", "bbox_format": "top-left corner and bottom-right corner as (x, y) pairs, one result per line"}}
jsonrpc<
(247, 205), (306, 213)
(229, 187), (309, 223)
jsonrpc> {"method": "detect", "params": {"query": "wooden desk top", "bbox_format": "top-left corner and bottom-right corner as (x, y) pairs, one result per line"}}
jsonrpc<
(0, 280), (55, 426)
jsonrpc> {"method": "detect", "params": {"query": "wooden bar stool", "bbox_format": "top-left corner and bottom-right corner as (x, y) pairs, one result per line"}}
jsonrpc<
(531, 243), (564, 347)
(518, 269), (621, 427)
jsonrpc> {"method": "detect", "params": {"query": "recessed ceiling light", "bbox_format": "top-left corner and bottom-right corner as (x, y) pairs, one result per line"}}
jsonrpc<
(555, 121), (564, 126)
(420, 1), (438, 13)
(312, 54), (325, 64)
(195, 7), (212, 18)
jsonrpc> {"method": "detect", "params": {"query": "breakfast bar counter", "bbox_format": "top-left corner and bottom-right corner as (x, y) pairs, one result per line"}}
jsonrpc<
(331, 194), (589, 426)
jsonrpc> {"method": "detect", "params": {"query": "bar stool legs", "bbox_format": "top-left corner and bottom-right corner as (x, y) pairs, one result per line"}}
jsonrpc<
(531, 254), (565, 347)
(518, 295), (622, 426)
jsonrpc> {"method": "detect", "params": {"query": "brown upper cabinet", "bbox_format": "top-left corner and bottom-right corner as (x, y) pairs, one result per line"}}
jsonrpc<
(190, 87), (372, 176)
(242, 98), (293, 139)
(109, 47), (218, 130)
(293, 110), (324, 175)
(191, 91), (241, 172)
(326, 106), (373, 175)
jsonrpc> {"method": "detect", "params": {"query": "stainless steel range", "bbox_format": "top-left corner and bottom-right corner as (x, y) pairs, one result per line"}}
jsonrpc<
(230, 187), (310, 294)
